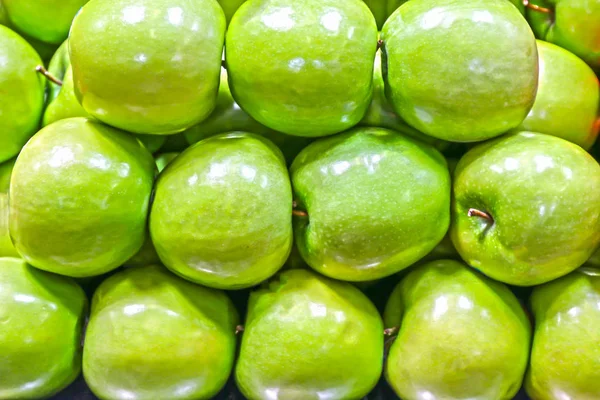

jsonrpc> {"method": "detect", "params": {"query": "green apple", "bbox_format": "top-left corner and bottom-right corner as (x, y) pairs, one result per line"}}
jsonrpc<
(451, 131), (600, 286)
(384, 259), (530, 400)
(218, 0), (245, 24)
(292, 127), (450, 281)
(184, 66), (312, 164)
(69, 0), (226, 135)
(381, 0), (538, 142)
(360, 49), (449, 151)
(42, 42), (165, 154)
(525, 0), (600, 70)
(0, 25), (45, 163)
(83, 264), (238, 400)
(2, 0), (88, 44)
(9, 117), (156, 277)
(526, 266), (600, 399)
(150, 132), (292, 289)
(518, 40), (599, 149)
(226, 0), (378, 137)
(0, 257), (87, 399)
(362, 0), (406, 29)
(236, 268), (383, 399)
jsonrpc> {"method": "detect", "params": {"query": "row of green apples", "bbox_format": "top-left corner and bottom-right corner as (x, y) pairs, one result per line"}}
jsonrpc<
(2, 0), (599, 166)
(2, 0), (599, 70)
(2, 255), (599, 400)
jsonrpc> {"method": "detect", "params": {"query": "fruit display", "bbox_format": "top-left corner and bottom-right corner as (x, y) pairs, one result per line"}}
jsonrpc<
(0, 0), (599, 399)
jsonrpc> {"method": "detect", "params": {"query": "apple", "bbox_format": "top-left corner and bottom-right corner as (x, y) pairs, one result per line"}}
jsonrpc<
(518, 40), (600, 149)
(42, 41), (166, 154)
(1, 0), (88, 45)
(225, 0), (378, 137)
(0, 257), (87, 399)
(184, 66), (312, 164)
(69, 0), (226, 134)
(525, 0), (600, 70)
(384, 259), (530, 400)
(0, 25), (45, 163)
(292, 127), (450, 281)
(381, 0), (538, 142)
(83, 264), (238, 400)
(9, 117), (156, 277)
(526, 266), (600, 399)
(150, 132), (292, 289)
(236, 268), (383, 399)
(451, 131), (600, 286)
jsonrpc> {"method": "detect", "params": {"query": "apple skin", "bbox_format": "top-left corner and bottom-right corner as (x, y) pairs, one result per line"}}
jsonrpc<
(236, 268), (383, 400)
(69, 0), (226, 135)
(362, 0), (406, 29)
(0, 25), (45, 163)
(9, 117), (156, 277)
(0, 158), (18, 258)
(362, 0), (524, 30)
(226, 0), (378, 137)
(451, 131), (600, 286)
(43, 41), (88, 127)
(526, 266), (600, 400)
(0, 257), (87, 399)
(43, 42), (166, 154)
(381, 0), (538, 142)
(184, 66), (312, 165)
(123, 152), (178, 268)
(360, 49), (449, 151)
(384, 259), (530, 400)
(292, 127), (450, 281)
(586, 247), (600, 267)
(517, 40), (600, 149)
(83, 264), (238, 400)
(525, 0), (600, 70)
(218, 0), (245, 24)
(2, 0), (88, 45)
(150, 132), (292, 289)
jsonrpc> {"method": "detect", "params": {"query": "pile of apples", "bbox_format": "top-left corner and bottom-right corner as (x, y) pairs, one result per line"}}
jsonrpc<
(1, 0), (599, 399)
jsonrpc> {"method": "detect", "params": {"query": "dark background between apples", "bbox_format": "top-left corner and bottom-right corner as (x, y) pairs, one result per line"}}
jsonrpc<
(49, 274), (534, 400)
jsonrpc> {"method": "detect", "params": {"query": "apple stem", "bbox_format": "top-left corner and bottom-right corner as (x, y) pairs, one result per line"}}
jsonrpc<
(384, 326), (399, 336)
(292, 200), (308, 218)
(36, 65), (63, 86)
(235, 325), (245, 335)
(522, 0), (552, 13)
(377, 39), (383, 50)
(468, 208), (494, 223)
